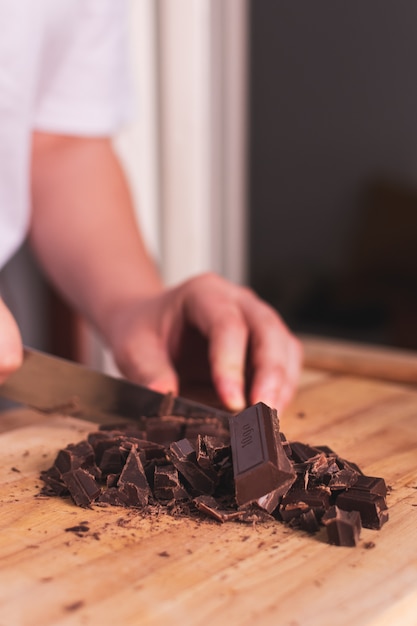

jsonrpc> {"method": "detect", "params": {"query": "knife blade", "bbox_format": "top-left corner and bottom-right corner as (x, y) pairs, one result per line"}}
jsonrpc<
(0, 347), (232, 427)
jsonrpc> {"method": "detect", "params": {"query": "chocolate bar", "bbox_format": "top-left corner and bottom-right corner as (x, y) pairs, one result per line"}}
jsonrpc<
(229, 403), (296, 505)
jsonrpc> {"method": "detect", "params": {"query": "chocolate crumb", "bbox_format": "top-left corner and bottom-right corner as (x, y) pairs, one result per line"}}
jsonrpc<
(363, 541), (376, 549)
(65, 525), (90, 534)
(11, 467), (21, 473)
(158, 551), (170, 557)
(296, 412), (306, 419)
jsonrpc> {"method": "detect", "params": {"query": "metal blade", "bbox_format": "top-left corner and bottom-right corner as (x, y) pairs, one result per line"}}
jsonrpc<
(0, 347), (232, 426)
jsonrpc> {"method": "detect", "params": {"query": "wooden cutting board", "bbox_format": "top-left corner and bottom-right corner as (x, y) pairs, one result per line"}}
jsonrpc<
(0, 369), (417, 626)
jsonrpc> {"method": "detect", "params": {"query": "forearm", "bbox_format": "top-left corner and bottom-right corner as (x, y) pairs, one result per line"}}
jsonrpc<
(29, 132), (163, 341)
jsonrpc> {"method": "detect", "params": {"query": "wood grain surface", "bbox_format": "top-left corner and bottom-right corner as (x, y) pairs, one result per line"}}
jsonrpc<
(0, 368), (416, 626)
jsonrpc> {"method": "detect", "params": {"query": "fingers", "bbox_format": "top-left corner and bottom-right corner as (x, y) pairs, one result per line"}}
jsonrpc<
(181, 274), (248, 411)
(0, 299), (23, 384)
(182, 274), (302, 412)
(114, 330), (179, 396)
(239, 290), (303, 411)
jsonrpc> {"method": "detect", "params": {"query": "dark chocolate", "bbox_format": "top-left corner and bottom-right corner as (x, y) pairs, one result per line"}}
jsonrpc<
(322, 505), (362, 547)
(169, 439), (218, 495)
(117, 446), (150, 507)
(62, 468), (101, 507)
(39, 401), (388, 549)
(193, 495), (243, 523)
(336, 489), (388, 529)
(153, 465), (189, 501)
(348, 474), (387, 497)
(280, 487), (330, 522)
(145, 416), (185, 446)
(229, 403), (296, 506)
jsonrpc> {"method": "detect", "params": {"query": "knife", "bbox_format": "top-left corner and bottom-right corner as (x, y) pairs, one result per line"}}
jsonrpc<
(0, 346), (232, 427)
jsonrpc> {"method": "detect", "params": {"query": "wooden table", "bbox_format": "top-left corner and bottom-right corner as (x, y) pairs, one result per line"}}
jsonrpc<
(1, 339), (417, 626)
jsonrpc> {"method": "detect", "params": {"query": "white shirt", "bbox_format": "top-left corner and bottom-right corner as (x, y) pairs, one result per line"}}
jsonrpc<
(0, 0), (132, 269)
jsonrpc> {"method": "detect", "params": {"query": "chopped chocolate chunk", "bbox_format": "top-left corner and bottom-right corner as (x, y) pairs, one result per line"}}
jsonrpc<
(40, 466), (68, 496)
(315, 445), (335, 455)
(279, 500), (310, 523)
(194, 495), (243, 523)
(169, 439), (218, 495)
(328, 468), (359, 491)
(106, 473), (119, 488)
(117, 446), (150, 507)
(99, 445), (128, 476)
(289, 442), (323, 463)
(97, 487), (132, 507)
(54, 441), (101, 480)
(257, 488), (282, 514)
(153, 465), (189, 501)
(298, 509), (320, 534)
(322, 506), (362, 547)
(280, 487), (330, 522)
(145, 416), (185, 446)
(62, 468), (101, 507)
(184, 417), (228, 441)
(280, 432), (292, 458)
(336, 490), (388, 529)
(348, 475), (387, 497)
(229, 403), (296, 506)
(65, 524), (89, 534)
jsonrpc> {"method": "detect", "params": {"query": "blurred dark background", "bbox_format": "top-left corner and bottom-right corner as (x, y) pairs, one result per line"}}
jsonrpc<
(249, 0), (417, 350)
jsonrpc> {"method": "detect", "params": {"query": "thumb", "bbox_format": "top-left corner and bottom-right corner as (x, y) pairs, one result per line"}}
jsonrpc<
(0, 299), (23, 384)
(114, 332), (179, 396)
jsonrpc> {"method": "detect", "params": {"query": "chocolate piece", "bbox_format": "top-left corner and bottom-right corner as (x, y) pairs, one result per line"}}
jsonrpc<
(97, 487), (132, 507)
(280, 487), (330, 521)
(54, 441), (101, 481)
(153, 465), (189, 501)
(229, 403), (296, 506)
(40, 466), (69, 496)
(322, 505), (362, 547)
(349, 475), (387, 497)
(289, 442), (323, 463)
(184, 417), (228, 441)
(62, 468), (101, 507)
(328, 468), (359, 491)
(99, 445), (128, 476)
(336, 490), (388, 529)
(169, 439), (218, 495)
(298, 509), (320, 534)
(194, 495), (243, 523)
(117, 446), (150, 507)
(257, 488), (282, 514)
(315, 445), (335, 455)
(200, 436), (231, 466)
(145, 416), (185, 446)
(280, 432), (292, 458)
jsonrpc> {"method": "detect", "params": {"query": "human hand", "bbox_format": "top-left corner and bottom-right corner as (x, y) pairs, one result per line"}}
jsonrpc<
(105, 273), (302, 412)
(0, 298), (23, 384)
